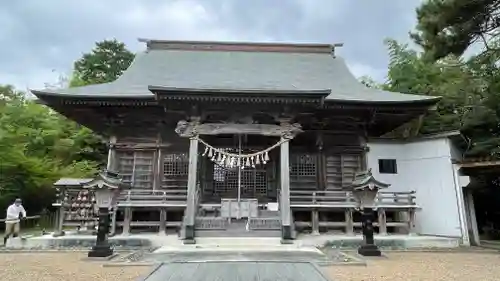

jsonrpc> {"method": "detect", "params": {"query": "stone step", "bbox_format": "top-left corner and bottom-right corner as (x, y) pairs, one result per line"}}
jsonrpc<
(196, 229), (281, 237)
(194, 237), (285, 247)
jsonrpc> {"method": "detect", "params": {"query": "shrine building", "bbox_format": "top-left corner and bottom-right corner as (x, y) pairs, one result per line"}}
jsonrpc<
(32, 40), (473, 245)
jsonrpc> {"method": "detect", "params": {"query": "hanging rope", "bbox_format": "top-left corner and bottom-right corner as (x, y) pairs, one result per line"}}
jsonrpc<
(196, 136), (287, 169)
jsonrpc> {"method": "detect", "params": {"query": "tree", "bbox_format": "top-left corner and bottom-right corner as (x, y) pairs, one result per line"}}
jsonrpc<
(411, 0), (500, 61)
(0, 85), (100, 214)
(0, 39), (135, 216)
(72, 39), (135, 85)
(381, 39), (500, 157)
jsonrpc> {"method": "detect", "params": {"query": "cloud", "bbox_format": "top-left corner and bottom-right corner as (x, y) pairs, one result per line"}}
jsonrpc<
(0, 0), (423, 90)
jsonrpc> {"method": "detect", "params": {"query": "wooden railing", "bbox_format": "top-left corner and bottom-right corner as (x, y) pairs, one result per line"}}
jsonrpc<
(290, 190), (417, 208)
(117, 189), (188, 207)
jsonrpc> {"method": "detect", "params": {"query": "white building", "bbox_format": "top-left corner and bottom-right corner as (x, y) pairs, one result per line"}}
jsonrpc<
(367, 131), (476, 245)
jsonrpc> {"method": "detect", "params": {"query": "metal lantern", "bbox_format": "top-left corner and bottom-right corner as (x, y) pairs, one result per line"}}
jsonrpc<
(345, 169), (390, 209)
(93, 188), (115, 208)
(344, 169), (390, 257)
(352, 185), (381, 209)
(83, 170), (129, 258)
(83, 170), (126, 208)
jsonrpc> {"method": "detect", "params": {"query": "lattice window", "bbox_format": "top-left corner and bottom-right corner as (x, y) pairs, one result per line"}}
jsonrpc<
(163, 153), (189, 176)
(250, 170), (267, 197)
(117, 150), (154, 189)
(162, 152), (189, 189)
(213, 164), (238, 195)
(290, 154), (317, 177)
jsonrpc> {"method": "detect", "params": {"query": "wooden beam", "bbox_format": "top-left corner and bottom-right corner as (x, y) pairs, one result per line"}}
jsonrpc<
(175, 120), (303, 137)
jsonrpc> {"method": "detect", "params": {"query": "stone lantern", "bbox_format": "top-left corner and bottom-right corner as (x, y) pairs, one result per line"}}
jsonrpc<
(344, 169), (390, 257)
(83, 170), (128, 258)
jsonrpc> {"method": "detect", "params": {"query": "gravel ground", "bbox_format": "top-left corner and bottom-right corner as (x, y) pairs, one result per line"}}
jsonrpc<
(0, 251), (499, 280)
(326, 252), (500, 281)
(0, 252), (149, 281)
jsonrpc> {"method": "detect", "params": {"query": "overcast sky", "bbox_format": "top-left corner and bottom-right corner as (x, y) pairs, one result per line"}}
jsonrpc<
(1, 0), (424, 91)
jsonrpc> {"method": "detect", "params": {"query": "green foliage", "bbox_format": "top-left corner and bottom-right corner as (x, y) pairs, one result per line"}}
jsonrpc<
(381, 39), (500, 157)
(0, 39), (135, 215)
(0, 86), (102, 214)
(71, 39), (135, 85)
(411, 0), (500, 61)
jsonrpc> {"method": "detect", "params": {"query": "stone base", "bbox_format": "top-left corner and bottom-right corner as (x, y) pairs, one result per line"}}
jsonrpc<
(183, 239), (196, 245)
(280, 239), (294, 245)
(281, 225), (293, 240)
(183, 225), (195, 240)
(83, 253), (118, 261)
(88, 245), (113, 257)
(88, 245), (114, 258)
(357, 244), (381, 257)
(320, 234), (461, 249)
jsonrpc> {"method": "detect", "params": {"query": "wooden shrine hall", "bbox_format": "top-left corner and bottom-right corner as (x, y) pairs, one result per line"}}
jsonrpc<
(34, 39), (440, 241)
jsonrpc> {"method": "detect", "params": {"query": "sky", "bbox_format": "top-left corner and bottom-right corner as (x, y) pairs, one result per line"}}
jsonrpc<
(1, 0), (425, 91)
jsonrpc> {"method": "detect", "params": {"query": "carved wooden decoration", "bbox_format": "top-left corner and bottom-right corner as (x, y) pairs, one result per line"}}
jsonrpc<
(174, 120), (303, 138)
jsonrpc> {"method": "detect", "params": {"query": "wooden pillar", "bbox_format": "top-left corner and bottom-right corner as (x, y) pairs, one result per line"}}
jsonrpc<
(183, 136), (199, 240)
(311, 209), (320, 235)
(53, 187), (66, 237)
(152, 133), (162, 190)
(345, 208), (354, 235)
(315, 133), (326, 190)
(53, 205), (65, 236)
(107, 136), (117, 171)
(159, 208), (167, 235)
(280, 137), (292, 240)
(378, 208), (387, 235)
(408, 209), (416, 235)
(465, 191), (480, 246)
(122, 207), (132, 235)
(110, 208), (118, 236)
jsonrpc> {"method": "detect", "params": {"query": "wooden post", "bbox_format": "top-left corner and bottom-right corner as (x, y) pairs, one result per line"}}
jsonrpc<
(110, 208), (118, 236)
(53, 205), (65, 236)
(378, 208), (387, 235)
(122, 207), (132, 235)
(465, 191), (480, 246)
(311, 191), (319, 235)
(53, 187), (66, 236)
(311, 209), (320, 235)
(107, 136), (117, 171)
(159, 208), (167, 235)
(183, 137), (199, 241)
(280, 137), (292, 241)
(345, 208), (354, 235)
(408, 209), (416, 235)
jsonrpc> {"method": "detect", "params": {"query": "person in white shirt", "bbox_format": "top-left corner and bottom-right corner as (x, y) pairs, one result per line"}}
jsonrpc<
(3, 198), (27, 245)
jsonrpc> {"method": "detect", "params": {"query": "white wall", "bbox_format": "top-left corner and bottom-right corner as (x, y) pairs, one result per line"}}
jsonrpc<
(367, 138), (465, 238)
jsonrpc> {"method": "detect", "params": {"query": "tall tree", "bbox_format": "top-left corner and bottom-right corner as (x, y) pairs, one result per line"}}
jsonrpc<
(0, 85), (99, 213)
(382, 39), (500, 157)
(72, 39), (135, 85)
(411, 0), (500, 61)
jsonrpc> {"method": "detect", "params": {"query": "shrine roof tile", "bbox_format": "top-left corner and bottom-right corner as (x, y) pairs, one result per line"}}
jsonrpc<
(32, 40), (439, 104)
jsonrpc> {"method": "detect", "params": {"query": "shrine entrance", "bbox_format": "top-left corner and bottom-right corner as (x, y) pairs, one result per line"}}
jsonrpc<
(199, 134), (279, 204)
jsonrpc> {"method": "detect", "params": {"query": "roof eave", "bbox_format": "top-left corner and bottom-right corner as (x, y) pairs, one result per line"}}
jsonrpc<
(148, 85), (331, 99)
(324, 96), (441, 106)
(31, 89), (154, 101)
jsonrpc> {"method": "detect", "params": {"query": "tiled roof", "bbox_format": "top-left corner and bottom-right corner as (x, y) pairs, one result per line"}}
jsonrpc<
(32, 40), (439, 104)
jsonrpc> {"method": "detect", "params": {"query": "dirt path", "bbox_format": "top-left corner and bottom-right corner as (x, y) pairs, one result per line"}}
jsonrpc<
(0, 252), (148, 281)
(326, 252), (500, 281)
(0, 251), (499, 281)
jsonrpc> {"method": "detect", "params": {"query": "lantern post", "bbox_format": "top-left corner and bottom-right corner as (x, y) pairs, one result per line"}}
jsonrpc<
(84, 170), (128, 258)
(344, 169), (390, 257)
